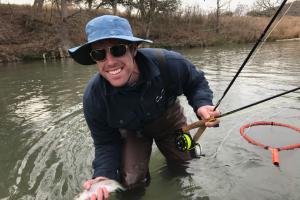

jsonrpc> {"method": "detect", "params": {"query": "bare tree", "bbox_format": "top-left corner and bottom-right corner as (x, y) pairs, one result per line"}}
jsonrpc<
(32, 0), (45, 19)
(48, 0), (72, 56)
(73, 0), (95, 10)
(86, 0), (94, 9)
(234, 3), (249, 16)
(124, 0), (180, 38)
(254, 0), (281, 11)
(124, 0), (134, 17)
(61, 0), (68, 21)
(95, 0), (124, 14)
(215, 0), (231, 33)
(33, 0), (45, 11)
(252, 0), (281, 16)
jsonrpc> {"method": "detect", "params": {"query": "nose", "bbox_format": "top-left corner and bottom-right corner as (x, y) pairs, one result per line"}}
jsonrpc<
(105, 51), (116, 65)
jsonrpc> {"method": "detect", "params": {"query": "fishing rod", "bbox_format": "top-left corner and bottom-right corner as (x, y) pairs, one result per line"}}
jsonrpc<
(183, 86), (300, 133)
(175, 0), (292, 154)
(213, 0), (288, 110)
(175, 86), (299, 153)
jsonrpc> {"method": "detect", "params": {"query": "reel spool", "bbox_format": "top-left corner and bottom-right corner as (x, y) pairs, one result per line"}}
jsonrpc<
(175, 130), (202, 158)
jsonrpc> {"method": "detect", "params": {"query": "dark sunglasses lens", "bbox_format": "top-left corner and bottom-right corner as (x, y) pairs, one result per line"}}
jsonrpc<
(91, 49), (106, 61)
(110, 45), (127, 57)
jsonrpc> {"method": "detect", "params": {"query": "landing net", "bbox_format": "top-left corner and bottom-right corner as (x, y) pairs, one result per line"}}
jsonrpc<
(240, 121), (300, 166)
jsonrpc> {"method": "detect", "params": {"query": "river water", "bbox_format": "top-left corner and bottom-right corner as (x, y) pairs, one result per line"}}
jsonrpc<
(0, 41), (299, 200)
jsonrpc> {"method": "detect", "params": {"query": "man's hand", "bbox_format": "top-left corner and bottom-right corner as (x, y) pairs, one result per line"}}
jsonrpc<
(197, 105), (221, 127)
(83, 176), (110, 200)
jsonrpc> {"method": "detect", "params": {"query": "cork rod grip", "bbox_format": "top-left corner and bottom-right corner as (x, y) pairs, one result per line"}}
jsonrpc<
(182, 120), (206, 132)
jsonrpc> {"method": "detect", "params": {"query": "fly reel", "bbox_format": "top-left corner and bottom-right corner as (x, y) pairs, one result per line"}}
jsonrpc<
(175, 130), (202, 158)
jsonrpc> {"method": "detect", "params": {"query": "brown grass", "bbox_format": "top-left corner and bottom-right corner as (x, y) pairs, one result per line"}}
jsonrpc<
(0, 4), (299, 63)
(269, 16), (300, 40)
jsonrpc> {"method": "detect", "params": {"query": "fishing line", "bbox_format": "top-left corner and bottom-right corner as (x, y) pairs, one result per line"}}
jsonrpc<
(209, 0), (297, 157)
(184, 87), (300, 144)
(213, 0), (289, 110)
(247, 0), (295, 64)
(210, 88), (299, 160)
(211, 89), (297, 157)
(212, 102), (286, 158)
(217, 86), (300, 119)
(177, 1), (297, 155)
(214, 97), (288, 121)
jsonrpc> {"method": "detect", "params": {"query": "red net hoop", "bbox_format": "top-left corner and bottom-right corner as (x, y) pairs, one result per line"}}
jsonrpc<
(240, 121), (300, 166)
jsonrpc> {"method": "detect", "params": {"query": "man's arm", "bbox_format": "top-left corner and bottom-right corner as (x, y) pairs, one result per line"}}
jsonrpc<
(83, 79), (122, 180)
(166, 52), (220, 125)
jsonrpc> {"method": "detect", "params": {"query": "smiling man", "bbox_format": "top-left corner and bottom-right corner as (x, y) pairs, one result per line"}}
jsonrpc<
(69, 15), (220, 200)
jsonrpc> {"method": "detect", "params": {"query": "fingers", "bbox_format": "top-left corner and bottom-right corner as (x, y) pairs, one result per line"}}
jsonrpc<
(84, 187), (109, 200)
(82, 177), (111, 200)
(96, 187), (109, 200)
(197, 105), (221, 127)
(97, 188), (103, 200)
(205, 118), (220, 127)
(197, 105), (213, 120)
(91, 194), (97, 200)
(103, 187), (110, 199)
(83, 177), (108, 190)
(197, 105), (220, 119)
(83, 180), (92, 190)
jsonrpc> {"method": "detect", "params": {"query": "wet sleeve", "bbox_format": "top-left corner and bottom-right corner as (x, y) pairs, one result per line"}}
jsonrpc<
(83, 87), (121, 181)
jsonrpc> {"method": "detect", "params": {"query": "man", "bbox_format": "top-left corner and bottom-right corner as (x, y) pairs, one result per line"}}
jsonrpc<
(69, 15), (220, 200)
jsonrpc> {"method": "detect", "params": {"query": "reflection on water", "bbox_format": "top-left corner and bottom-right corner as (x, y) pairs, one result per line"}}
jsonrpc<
(0, 41), (299, 200)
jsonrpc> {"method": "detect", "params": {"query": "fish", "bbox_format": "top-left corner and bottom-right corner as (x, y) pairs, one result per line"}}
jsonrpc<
(75, 179), (125, 200)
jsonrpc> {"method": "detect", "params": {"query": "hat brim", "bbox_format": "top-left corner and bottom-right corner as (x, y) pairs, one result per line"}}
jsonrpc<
(68, 36), (152, 65)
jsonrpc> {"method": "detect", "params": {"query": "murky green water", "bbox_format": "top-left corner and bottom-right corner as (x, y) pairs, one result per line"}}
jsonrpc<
(0, 41), (299, 200)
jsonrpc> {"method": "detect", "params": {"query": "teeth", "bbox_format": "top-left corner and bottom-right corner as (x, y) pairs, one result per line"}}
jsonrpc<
(108, 68), (122, 75)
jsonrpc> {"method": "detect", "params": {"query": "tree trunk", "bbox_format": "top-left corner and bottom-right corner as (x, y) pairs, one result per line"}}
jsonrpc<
(33, 0), (44, 11)
(87, 0), (93, 10)
(61, 0), (68, 22)
(216, 0), (220, 34)
(32, 0), (44, 20)
(56, 0), (72, 58)
(55, 21), (72, 58)
(112, 0), (118, 15)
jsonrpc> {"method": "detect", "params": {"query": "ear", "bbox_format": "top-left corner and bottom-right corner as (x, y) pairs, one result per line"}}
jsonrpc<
(130, 44), (138, 57)
(133, 48), (137, 57)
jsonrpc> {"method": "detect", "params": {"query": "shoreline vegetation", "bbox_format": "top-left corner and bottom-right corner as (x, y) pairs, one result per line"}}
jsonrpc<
(0, 3), (300, 63)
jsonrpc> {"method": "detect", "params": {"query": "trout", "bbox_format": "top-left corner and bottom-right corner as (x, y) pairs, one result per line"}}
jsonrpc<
(75, 179), (125, 200)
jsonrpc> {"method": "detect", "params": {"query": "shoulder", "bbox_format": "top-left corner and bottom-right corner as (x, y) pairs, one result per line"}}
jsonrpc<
(138, 48), (186, 62)
(83, 74), (105, 107)
(84, 74), (100, 96)
(137, 48), (192, 73)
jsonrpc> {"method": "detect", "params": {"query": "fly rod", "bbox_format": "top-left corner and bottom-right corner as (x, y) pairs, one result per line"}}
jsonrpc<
(183, 86), (300, 140)
(213, 0), (288, 110)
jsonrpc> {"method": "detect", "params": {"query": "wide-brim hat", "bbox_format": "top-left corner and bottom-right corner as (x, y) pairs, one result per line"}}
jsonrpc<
(68, 15), (152, 65)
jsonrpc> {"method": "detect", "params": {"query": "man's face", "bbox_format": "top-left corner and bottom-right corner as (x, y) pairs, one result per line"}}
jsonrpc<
(91, 40), (138, 87)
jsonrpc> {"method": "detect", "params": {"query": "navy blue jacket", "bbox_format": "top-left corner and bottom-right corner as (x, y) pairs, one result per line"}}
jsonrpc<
(83, 48), (213, 180)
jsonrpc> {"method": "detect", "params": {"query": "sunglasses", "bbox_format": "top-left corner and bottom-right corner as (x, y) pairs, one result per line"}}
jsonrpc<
(90, 44), (129, 62)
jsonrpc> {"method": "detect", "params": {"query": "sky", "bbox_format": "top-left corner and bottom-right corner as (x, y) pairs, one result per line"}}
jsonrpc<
(2, 0), (256, 11)
(181, 0), (256, 11)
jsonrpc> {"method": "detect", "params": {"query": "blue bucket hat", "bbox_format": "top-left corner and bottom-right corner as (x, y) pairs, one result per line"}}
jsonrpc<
(68, 15), (152, 65)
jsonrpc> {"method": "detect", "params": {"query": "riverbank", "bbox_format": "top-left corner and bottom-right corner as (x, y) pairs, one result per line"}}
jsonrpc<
(1, 4), (300, 63)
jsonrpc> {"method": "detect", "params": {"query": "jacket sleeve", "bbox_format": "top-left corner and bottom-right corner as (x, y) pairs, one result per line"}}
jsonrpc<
(83, 78), (121, 181)
(166, 51), (213, 112)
